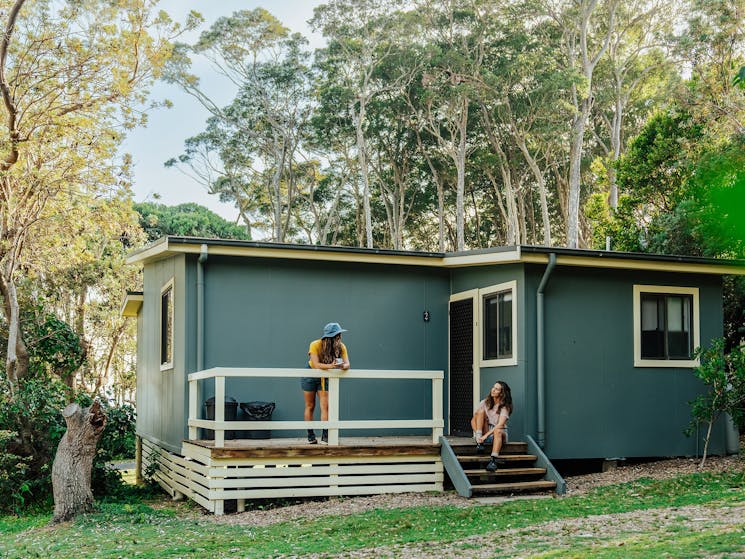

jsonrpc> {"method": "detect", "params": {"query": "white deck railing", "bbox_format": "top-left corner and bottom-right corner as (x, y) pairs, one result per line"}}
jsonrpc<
(187, 367), (444, 448)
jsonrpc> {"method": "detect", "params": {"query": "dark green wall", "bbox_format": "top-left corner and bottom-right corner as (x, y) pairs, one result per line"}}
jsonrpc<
(191, 256), (450, 439)
(135, 251), (730, 460)
(526, 264), (726, 459)
(136, 255), (187, 452)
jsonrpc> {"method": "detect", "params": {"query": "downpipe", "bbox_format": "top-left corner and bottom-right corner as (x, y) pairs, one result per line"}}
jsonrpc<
(536, 253), (556, 449)
(197, 244), (208, 372)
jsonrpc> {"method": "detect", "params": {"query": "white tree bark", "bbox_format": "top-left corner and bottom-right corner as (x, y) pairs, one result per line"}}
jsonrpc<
(552, 0), (617, 248)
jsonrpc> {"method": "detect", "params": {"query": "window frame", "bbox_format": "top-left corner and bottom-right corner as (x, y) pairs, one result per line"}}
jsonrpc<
(633, 284), (700, 368)
(479, 280), (518, 368)
(160, 278), (175, 371)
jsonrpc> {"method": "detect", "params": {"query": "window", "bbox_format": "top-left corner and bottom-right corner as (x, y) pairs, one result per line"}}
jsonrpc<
(633, 285), (699, 368)
(160, 279), (174, 370)
(480, 281), (517, 367)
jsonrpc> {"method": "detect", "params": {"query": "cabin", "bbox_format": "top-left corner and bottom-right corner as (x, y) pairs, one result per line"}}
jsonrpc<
(122, 236), (745, 513)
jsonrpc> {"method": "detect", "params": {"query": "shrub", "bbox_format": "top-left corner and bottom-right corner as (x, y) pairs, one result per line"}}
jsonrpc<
(0, 430), (32, 515)
(687, 338), (745, 467)
(0, 376), (139, 513)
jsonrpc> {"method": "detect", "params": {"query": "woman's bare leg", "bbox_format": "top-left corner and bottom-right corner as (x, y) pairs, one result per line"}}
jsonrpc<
(303, 391), (316, 422)
(491, 430), (506, 456)
(471, 409), (487, 434)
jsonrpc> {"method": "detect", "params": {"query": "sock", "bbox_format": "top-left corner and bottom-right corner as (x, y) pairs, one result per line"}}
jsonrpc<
(475, 430), (482, 442)
(491, 453), (499, 458)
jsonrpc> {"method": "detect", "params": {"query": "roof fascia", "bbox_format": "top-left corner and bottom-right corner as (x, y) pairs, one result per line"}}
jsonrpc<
(128, 239), (445, 267)
(126, 238), (745, 275)
(121, 292), (143, 317)
(523, 252), (745, 275)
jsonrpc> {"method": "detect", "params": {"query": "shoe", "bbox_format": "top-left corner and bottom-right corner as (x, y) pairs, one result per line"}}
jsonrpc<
(486, 456), (500, 472)
(320, 429), (328, 444)
(476, 443), (486, 454)
(307, 431), (317, 444)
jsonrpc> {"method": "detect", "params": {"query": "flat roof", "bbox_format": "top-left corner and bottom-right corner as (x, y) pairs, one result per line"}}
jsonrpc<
(125, 236), (745, 275)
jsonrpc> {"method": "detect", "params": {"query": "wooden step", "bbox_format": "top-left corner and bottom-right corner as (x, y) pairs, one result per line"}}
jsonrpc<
(471, 480), (557, 494)
(456, 454), (537, 465)
(449, 441), (528, 455)
(464, 467), (546, 478)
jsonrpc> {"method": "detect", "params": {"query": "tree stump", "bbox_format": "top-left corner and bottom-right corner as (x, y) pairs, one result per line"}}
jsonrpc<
(51, 400), (107, 523)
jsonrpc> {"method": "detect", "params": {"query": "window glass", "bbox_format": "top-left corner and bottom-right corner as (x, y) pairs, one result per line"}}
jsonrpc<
(483, 289), (513, 360)
(640, 292), (692, 360)
(161, 285), (173, 367)
(498, 292), (512, 358)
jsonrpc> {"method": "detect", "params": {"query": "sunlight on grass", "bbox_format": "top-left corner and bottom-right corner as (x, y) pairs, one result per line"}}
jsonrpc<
(0, 469), (744, 559)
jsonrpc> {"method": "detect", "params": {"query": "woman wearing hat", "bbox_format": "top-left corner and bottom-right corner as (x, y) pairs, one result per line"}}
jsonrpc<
(302, 322), (350, 444)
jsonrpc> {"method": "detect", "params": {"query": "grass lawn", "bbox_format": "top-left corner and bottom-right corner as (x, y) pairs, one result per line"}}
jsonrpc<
(1, 470), (745, 558)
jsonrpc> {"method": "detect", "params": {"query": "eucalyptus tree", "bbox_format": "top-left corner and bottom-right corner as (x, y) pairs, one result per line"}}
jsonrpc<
(589, 0), (676, 210)
(481, 2), (578, 246)
(33, 191), (147, 395)
(542, 0), (619, 247)
(0, 0), (184, 390)
(413, 0), (492, 252)
(165, 9), (315, 242)
(309, 68), (366, 246)
(311, 0), (417, 248)
(676, 0), (745, 137)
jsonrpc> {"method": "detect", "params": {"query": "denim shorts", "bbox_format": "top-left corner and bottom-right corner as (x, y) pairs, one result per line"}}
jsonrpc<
(301, 377), (328, 392)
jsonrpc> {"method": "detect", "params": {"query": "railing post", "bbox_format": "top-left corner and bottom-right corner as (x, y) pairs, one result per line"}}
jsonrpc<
(328, 376), (340, 445)
(215, 375), (225, 448)
(189, 379), (198, 440)
(432, 375), (443, 443)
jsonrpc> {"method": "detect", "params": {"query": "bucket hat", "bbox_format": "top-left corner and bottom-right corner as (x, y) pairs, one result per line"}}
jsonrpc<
(322, 322), (347, 338)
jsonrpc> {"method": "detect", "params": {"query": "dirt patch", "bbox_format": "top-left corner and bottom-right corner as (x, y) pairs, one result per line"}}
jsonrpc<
(213, 454), (744, 528)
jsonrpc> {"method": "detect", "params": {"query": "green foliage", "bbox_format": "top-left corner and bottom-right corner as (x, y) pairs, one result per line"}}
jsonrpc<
(0, 376), (68, 512)
(133, 202), (250, 242)
(0, 376), (139, 512)
(23, 307), (86, 380)
(0, 305), (86, 382)
(0, 430), (32, 515)
(688, 338), (745, 434)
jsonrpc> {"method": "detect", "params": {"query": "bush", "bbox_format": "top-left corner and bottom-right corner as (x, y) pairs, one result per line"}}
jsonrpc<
(0, 376), (139, 513)
(0, 430), (32, 515)
(0, 376), (68, 512)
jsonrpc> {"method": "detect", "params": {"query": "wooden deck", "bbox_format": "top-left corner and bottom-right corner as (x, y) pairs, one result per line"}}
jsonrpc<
(141, 435), (444, 515)
(188, 435), (440, 457)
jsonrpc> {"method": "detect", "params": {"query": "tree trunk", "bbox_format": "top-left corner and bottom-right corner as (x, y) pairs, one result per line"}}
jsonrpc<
(566, 98), (590, 249)
(52, 400), (107, 523)
(352, 97), (373, 249)
(0, 268), (30, 390)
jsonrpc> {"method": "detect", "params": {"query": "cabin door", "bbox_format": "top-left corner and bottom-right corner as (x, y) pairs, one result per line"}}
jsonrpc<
(448, 290), (479, 436)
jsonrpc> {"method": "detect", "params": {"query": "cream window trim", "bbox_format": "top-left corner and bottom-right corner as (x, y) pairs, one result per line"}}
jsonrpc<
(633, 284), (700, 368)
(160, 277), (175, 372)
(479, 280), (518, 368)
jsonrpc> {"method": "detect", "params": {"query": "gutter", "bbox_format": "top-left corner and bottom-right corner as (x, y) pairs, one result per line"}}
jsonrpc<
(536, 252), (556, 449)
(197, 244), (208, 371)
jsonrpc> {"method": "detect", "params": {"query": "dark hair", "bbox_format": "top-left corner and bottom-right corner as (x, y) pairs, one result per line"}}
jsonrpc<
(484, 381), (513, 415)
(319, 335), (342, 364)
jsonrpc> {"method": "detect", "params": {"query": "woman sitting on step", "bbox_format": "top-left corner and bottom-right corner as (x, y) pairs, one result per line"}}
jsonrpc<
(471, 381), (512, 472)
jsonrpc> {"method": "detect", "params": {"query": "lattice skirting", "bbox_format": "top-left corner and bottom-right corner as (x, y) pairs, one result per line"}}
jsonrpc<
(140, 438), (444, 515)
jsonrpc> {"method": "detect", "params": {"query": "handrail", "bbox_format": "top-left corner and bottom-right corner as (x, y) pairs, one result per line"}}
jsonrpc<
(188, 367), (444, 448)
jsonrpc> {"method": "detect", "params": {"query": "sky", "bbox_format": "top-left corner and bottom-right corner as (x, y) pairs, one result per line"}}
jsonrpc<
(121, 1), (324, 221)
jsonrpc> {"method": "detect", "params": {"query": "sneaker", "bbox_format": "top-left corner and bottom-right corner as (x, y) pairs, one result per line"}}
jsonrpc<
(476, 443), (486, 454)
(486, 456), (500, 472)
(320, 429), (329, 445)
(307, 432), (317, 444)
